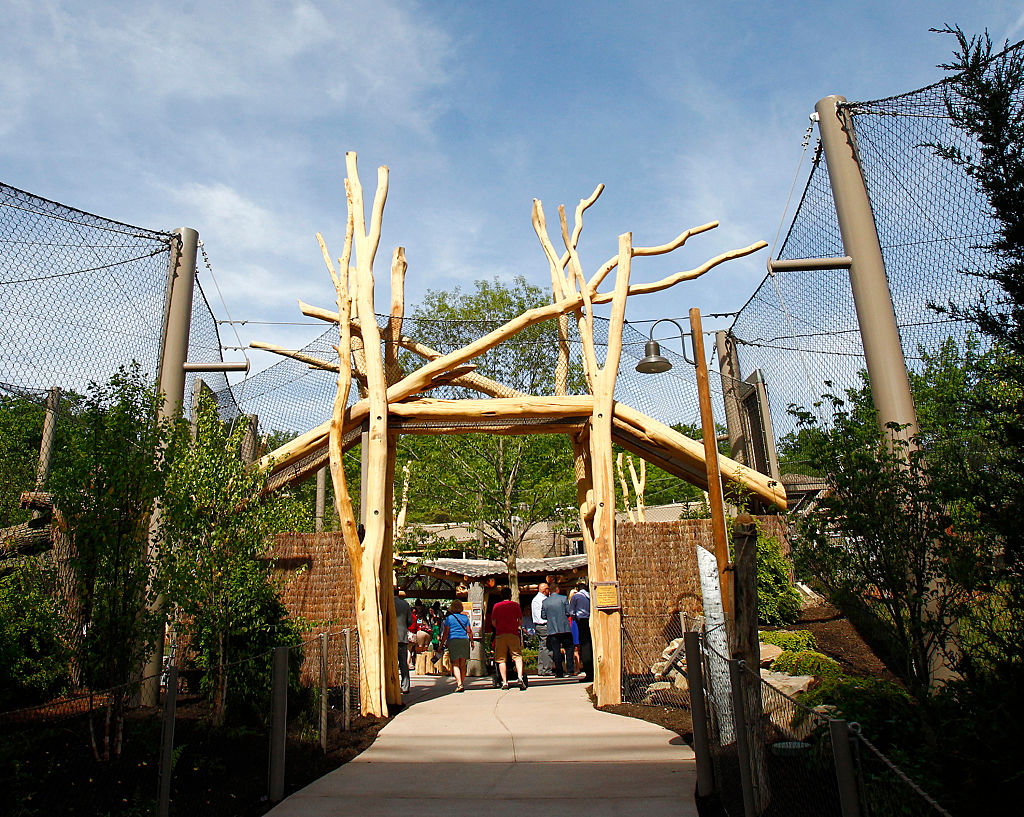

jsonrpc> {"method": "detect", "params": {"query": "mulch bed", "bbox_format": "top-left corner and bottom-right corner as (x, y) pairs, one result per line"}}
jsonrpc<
(790, 603), (901, 683)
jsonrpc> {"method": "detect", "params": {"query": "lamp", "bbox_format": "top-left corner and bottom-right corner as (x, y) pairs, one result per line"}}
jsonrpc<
(635, 318), (693, 373)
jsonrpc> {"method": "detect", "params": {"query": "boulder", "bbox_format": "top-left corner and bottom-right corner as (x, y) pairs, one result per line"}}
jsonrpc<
(760, 670), (816, 739)
(759, 642), (784, 667)
(661, 637), (684, 660)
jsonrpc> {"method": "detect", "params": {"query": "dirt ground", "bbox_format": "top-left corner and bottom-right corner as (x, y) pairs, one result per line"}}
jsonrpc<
(789, 602), (901, 683)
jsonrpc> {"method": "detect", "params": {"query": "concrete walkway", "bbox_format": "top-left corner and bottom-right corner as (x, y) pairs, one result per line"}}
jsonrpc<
(268, 673), (698, 817)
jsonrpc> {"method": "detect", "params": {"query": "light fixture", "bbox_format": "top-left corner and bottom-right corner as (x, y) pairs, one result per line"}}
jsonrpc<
(635, 318), (693, 373)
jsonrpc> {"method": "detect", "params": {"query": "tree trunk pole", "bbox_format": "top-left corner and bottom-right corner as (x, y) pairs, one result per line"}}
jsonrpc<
(716, 330), (748, 467)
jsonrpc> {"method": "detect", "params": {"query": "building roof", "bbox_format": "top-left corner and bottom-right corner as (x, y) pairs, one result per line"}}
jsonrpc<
(398, 553), (588, 581)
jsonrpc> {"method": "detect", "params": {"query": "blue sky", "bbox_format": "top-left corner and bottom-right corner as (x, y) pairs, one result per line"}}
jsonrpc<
(3, 1), (1021, 379)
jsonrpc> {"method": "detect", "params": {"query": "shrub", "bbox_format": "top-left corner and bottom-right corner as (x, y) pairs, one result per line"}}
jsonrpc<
(755, 529), (802, 625)
(772, 649), (842, 679)
(0, 560), (71, 709)
(759, 629), (817, 652)
(799, 676), (918, 750)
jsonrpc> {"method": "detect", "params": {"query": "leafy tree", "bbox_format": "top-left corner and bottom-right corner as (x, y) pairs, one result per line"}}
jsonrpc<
(0, 392), (44, 530)
(160, 396), (305, 725)
(47, 364), (172, 760)
(398, 277), (577, 600)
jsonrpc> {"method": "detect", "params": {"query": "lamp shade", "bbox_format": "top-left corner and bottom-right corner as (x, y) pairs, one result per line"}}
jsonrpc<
(635, 339), (672, 374)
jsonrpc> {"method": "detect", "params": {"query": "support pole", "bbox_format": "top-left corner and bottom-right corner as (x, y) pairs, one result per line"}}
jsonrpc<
(691, 308), (733, 621)
(716, 330), (748, 467)
(343, 628), (352, 731)
(319, 632), (329, 753)
(268, 645), (288, 802)
(142, 227), (198, 706)
(315, 467), (326, 533)
(32, 387), (60, 523)
(729, 659), (757, 817)
(684, 631), (715, 799)
(830, 719), (862, 817)
(814, 96), (920, 444)
(156, 666), (179, 817)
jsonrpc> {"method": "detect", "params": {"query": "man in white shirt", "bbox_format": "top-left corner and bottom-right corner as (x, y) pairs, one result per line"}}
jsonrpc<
(530, 582), (554, 676)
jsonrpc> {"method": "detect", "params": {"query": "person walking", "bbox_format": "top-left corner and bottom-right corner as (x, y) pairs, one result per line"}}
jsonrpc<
(541, 583), (573, 678)
(569, 580), (593, 682)
(440, 599), (474, 692)
(530, 582), (554, 676)
(490, 586), (527, 690)
(394, 591), (412, 693)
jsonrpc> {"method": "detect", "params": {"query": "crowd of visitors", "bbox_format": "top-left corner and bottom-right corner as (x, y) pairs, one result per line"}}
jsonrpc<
(394, 577), (593, 694)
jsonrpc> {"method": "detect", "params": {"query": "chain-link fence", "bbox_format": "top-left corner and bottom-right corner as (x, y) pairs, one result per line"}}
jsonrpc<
(618, 618), (954, 816)
(0, 626), (362, 817)
(0, 181), (238, 421)
(729, 42), (1020, 438)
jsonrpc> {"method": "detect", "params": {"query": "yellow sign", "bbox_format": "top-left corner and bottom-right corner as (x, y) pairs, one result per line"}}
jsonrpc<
(593, 582), (620, 610)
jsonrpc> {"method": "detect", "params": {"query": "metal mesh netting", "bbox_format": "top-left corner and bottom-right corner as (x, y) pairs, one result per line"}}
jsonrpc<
(729, 45), (1015, 436)
(214, 313), (733, 446)
(0, 181), (237, 417)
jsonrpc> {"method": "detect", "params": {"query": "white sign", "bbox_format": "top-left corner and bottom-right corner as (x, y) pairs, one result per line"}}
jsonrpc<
(697, 545), (734, 743)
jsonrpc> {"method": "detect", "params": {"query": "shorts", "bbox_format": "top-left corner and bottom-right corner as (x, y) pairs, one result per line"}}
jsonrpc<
(448, 638), (471, 661)
(493, 633), (522, 662)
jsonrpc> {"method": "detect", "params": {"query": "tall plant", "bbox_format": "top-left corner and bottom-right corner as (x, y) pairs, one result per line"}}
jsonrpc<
(160, 396), (303, 725)
(48, 363), (171, 760)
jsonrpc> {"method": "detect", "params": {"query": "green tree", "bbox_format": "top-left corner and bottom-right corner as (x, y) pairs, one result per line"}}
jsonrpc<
(0, 392), (44, 531)
(398, 277), (577, 600)
(47, 364), (172, 760)
(160, 396), (305, 725)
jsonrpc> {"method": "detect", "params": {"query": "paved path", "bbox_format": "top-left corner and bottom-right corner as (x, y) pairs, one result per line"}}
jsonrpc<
(268, 673), (698, 817)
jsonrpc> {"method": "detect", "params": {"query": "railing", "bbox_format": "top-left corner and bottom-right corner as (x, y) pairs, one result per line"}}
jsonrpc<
(0, 626), (361, 817)
(618, 616), (953, 816)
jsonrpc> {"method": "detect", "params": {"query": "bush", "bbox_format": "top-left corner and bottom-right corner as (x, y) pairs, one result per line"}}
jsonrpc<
(755, 528), (802, 625)
(0, 561), (70, 709)
(772, 649), (842, 679)
(799, 676), (918, 751)
(759, 629), (817, 652)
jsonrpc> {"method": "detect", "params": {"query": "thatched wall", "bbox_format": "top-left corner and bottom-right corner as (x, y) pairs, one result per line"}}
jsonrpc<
(616, 516), (788, 674)
(270, 532), (357, 686)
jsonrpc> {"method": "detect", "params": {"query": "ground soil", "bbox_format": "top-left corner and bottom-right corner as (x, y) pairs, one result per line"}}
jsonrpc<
(788, 602), (901, 684)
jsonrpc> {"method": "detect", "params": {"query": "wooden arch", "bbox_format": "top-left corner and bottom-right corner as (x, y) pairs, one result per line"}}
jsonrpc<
(254, 153), (784, 716)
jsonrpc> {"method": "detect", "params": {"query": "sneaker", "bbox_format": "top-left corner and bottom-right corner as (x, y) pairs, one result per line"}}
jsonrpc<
(501, 682), (509, 690)
(518, 677), (527, 690)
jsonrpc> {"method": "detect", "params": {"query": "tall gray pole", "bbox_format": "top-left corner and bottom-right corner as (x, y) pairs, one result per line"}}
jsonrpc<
(142, 228), (199, 706)
(815, 96), (920, 444)
(715, 330), (748, 466)
(315, 467), (326, 533)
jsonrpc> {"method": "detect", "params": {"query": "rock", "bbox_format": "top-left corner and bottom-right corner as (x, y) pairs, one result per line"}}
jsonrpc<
(672, 673), (689, 691)
(650, 661), (668, 676)
(759, 642), (784, 667)
(796, 581), (826, 608)
(760, 670), (816, 740)
(661, 638), (684, 660)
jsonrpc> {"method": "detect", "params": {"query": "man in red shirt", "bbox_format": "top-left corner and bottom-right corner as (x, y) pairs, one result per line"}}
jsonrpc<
(490, 586), (526, 690)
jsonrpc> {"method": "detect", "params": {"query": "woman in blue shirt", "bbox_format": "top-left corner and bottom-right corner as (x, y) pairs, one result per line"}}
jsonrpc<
(440, 599), (474, 692)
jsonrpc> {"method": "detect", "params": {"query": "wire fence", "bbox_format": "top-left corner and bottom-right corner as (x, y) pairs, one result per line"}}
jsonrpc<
(0, 626), (361, 817)
(729, 43), (1019, 437)
(617, 618), (953, 817)
(0, 181), (238, 419)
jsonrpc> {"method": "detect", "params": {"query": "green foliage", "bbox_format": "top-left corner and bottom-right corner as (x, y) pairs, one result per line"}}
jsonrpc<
(161, 396), (306, 724)
(791, 382), (981, 696)
(799, 676), (918, 751)
(771, 649), (841, 679)
(753, 526), (801, 625)
(0, 560), (70, 708)
(758, 629), (817, 652)
(48, 364), (172, 697)
(0, 393), (44, 529)
(398, 278), (578, 597)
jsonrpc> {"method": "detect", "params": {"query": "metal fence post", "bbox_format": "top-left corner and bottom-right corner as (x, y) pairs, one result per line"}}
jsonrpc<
(268, 646), (288, 802)
(343, 628), (352, 731)
(729, 659), (756, 817)
(156, 666), (178, 817)
(830, 719), (862, 817)
(684, 632), (715, 798)
(319, 632), (329, 753)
